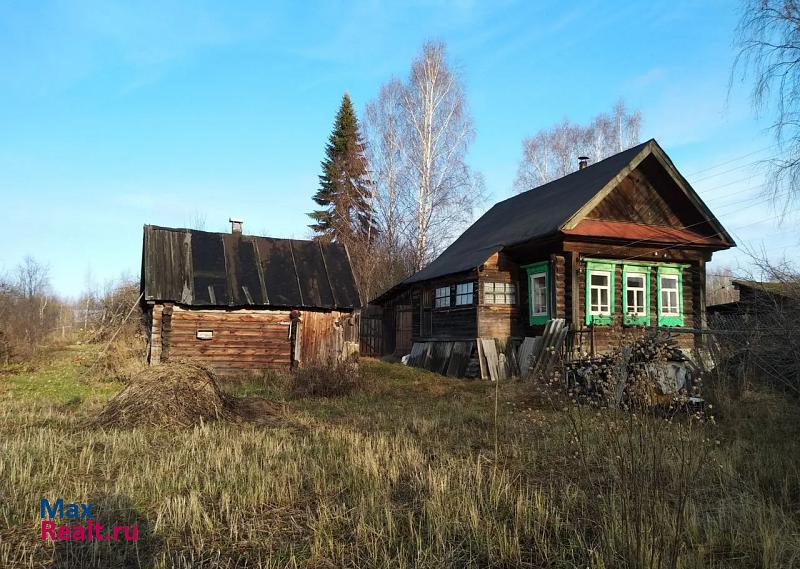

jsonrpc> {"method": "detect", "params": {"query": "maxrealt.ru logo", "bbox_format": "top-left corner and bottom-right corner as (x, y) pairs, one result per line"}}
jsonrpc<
(40, 498), (138, 541)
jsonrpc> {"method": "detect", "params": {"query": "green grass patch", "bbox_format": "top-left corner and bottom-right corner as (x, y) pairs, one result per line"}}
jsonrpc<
(0, 345), (122, 406)
(0, 346), (798, 568)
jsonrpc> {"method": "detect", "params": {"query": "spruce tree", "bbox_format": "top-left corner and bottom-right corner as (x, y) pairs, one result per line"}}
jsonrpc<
(308, 93), (377, 244)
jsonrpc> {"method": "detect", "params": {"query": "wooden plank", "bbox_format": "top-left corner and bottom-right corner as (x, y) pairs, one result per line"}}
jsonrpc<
(530, 319), (566, 380)
(407, 342), (428, 368)
(495, 339), (508, 381)
(502, 339), (520, 378)
(479, 338), (500, 382)
(476, 339), (488, 379)
(517, 337), (535, 377)
(428, 342), (454, 375)
(446, 341), (472, 378)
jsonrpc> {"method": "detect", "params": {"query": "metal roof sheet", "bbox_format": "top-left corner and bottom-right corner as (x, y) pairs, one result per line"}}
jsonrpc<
(141, 226), (361, 310)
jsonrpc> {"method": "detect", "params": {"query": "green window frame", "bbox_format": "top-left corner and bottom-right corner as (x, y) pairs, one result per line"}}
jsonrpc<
(585, 261), (615, 326)
(622, 265), (651, 326)
(657, 265), (684, 327)
(524, 261), (550, 325)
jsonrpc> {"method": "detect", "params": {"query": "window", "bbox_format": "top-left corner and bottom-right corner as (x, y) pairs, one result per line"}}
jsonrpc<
(622, 266), (650, 326)
(589, 271), (611, 315)
(525, 261), (549, 325)
(585, 261), (615, 326)
(660, 276), (679, 314)
(657, 266), (684, 326)
(484, 282), (516, 305)
(434, 286), (450, 309)
(531, 273), (548, 315)
(455, 282), (474, 305)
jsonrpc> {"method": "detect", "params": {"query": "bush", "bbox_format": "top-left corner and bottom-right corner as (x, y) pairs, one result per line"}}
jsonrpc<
(290, 359), (364, 398)
(709, 260), (800, 397)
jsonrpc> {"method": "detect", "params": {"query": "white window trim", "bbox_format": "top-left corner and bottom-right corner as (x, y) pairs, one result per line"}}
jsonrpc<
(660, 275), (680, 315)
(588, 270), (612, 316)
(530, 272), (548, 316)
(625, 272), (647, 316)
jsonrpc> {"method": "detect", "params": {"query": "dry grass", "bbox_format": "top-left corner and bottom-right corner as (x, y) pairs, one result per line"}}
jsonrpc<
(92, 361), (284, 429)
(0, 346), (798, 568)
(290, 359), (365, 399)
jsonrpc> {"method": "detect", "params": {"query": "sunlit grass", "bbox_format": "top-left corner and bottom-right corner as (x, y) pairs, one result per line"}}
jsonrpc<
(0, 347), (798, 568)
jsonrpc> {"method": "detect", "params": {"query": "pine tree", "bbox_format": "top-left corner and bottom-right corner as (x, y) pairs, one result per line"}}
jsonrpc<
(308, 93), (377, 244)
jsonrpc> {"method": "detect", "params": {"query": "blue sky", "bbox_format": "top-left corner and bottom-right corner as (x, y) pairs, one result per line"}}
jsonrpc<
(1, 0), (796, 298)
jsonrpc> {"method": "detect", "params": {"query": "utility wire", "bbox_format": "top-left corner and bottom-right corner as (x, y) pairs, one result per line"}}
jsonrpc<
(684, 144), (777, 177)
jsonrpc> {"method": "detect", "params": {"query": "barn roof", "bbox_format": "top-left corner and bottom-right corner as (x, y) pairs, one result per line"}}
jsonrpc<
(141, 225), (361, 310)
(387, 139), (733, 293)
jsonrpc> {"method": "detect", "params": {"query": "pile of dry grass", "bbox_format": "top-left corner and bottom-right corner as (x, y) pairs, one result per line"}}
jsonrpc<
(290, 359), (364, 398)
(93, 362), (283, 429)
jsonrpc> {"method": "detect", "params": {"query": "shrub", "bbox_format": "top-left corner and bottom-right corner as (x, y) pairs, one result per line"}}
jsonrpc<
(290, 359), (364, 398)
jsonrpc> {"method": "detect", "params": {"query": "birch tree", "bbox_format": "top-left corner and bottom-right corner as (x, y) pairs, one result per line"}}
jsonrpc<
(733, 0), (800, 207)
(401, 42), (482, 271)
(514, 100), (642, 192)
(365, 79), (408, 259)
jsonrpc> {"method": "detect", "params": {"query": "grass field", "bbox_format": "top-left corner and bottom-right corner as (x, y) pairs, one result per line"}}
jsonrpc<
(1, 344), (799, 568)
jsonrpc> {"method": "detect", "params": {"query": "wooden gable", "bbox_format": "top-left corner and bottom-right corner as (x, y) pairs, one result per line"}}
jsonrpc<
(561, 145), (733, 248)
(586, 154), (709, 231)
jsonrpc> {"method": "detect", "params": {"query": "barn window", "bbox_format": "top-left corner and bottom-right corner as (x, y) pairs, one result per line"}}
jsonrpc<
(196, 329), (213, 340)
(585, 261), (614, 326)
(484, 282), (516, 305)
(434, 286), (451, 309)
(623, 265), (650, 326)
(658, 266), (684, 326)
(524, 261), (549, 325)
(455, 282), (474, 305)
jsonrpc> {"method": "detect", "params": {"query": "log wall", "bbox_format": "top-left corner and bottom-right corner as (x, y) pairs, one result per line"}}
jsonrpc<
(410, 271), (479, 341)
(147, 305), (359, 375)
(477, 252), (523, 338)
(163, 306), (293, 374)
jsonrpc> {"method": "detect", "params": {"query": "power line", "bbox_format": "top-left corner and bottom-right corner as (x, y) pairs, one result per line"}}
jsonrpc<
(684, 144), (777, 177)
(692, 157), (771, 183)
(580, 185), (795, 259)
(696, 173), (765, 195)
(615, 209), (798, 264)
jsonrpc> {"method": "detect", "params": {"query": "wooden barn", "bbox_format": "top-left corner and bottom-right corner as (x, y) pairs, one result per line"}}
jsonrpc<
(141, 222), (361, 374)
(366, 139), (735, 369)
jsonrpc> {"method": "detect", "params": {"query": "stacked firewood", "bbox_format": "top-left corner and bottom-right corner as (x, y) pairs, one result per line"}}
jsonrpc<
(564, 332), (689, 408)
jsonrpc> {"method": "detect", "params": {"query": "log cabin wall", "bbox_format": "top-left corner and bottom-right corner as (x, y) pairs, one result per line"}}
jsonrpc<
(410, 270), (478, 341)
(147, 305), (358, 374)
(565, 241), (706, 353)
(157, 306), (294, 374)
(477, 252), (523, 338)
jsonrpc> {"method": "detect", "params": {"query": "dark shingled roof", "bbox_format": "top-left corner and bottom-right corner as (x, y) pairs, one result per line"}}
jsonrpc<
(141, 225), (361, 310)
(404, 140), (650, 284)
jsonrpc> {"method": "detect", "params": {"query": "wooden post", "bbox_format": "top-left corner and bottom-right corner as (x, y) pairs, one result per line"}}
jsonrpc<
(149, 304), (163, 365)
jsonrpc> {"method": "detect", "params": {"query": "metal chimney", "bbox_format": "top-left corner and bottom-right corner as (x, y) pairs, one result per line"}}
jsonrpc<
(229, 218), (243, 234)
(578, 156), (590, 170)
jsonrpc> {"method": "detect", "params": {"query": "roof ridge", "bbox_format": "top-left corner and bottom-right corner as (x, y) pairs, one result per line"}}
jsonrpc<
(146, 224), (319, 244)
(492, 139), (653, 208)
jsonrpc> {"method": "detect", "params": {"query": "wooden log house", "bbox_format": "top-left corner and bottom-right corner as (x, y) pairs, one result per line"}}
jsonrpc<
(368, 139), (735, 361)
(141, 222), (361, 374)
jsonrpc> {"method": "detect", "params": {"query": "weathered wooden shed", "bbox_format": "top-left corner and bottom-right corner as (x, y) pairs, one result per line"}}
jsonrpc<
(141, 223), (361, 374)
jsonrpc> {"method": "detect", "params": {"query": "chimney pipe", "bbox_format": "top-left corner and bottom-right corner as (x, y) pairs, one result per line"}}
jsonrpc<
(578, 156), (589, 170)
(229, 218), (243, 234)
